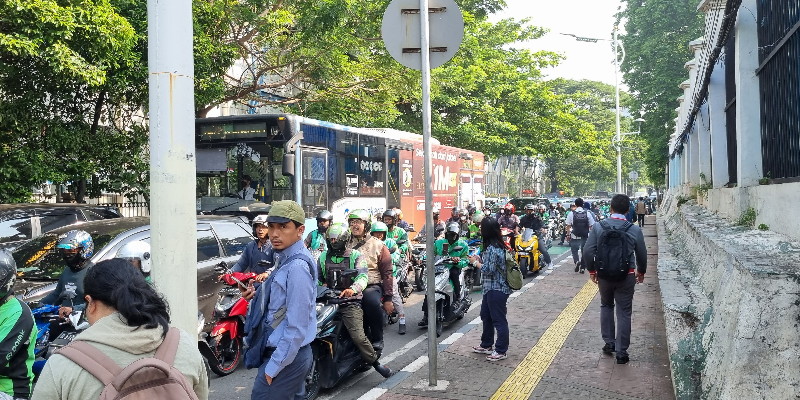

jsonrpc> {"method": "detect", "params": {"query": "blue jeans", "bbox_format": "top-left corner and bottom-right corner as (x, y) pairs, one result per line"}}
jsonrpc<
(480, 290), (509, 354)
(251, 345), (312, 400)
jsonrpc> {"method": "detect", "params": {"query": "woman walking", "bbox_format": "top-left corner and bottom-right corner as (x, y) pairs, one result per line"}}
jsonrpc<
(468, 217), (511, 361)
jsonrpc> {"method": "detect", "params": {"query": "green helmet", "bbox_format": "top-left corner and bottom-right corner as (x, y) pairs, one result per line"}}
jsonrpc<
(348, 209), (371, 224)
(370, 221), (388, 233)
(472, 210), (485, 223)
(325, 222), (348, 240)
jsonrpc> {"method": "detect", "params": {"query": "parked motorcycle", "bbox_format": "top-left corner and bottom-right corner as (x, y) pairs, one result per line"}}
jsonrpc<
(421, 249), (473, 337)
(204, 264), (259, 376)
(305, 282), (388, 400)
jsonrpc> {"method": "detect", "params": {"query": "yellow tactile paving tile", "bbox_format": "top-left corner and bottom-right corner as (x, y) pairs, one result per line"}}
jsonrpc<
(491, 280), (599, 400)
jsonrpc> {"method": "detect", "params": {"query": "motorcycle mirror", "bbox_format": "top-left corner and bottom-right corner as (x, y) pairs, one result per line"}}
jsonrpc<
(257, 260), (273, 267)
(396, 239), (407, 245)
(412, 249), (421, 255)
(214, 262), (227, 272)
(452, 246), (464, 252)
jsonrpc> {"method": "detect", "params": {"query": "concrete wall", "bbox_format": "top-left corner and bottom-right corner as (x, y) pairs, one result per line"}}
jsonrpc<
(658, 191), (800, 399)
(696, 182), (800, 241)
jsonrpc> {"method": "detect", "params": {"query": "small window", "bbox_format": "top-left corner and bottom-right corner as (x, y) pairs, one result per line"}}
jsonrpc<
(197, 230), (221, 262)
(213, 222), (253, 257)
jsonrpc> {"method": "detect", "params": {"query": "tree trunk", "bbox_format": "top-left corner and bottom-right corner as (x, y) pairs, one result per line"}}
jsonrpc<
(76, 179), (87, 203)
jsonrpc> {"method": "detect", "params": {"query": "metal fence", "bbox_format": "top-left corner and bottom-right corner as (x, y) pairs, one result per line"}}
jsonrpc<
(724, 34), (738, 185)
(757, 0), (800, 181)
(97, 202), (150, 218)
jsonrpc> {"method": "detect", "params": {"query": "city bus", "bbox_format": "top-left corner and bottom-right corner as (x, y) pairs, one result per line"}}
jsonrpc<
(194, 114), (485, 230)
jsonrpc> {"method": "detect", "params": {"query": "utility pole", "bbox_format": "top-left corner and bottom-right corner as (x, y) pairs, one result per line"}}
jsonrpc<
(147, 0), (197, 334)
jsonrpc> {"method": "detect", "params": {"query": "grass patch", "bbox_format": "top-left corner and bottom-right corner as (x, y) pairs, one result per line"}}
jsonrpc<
(737, 208), (757, 227)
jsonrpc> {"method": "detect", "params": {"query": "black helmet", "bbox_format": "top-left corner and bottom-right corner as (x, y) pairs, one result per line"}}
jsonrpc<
(316, 210), (333, 222)
(382, 209), (398, 219)
(0, 251), (16, 299)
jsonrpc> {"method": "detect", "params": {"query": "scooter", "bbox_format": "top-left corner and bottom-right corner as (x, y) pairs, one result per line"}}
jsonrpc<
(305, 280), (389, 400)
(500, 227), (515, 251)
(31, 303), (89, 378)
(515, 228), (540, 278)
(204, 265), (259, 376)
(420, 248), (472, 337)
(410, 238), (427, 291)
(466, 237), (482, 291)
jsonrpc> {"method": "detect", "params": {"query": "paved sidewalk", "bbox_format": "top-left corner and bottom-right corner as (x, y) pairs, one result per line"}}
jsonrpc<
(377, 214), (673, 400)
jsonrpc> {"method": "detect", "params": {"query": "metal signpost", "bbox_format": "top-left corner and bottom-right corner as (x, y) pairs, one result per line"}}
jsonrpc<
(382, 0), (463, 386)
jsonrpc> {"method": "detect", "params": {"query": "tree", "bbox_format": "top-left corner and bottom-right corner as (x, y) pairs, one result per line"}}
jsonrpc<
(616, 0), (703, 185)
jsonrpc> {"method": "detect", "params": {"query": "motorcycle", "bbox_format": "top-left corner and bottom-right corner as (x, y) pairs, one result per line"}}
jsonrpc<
(31, 303), (89, 378)
(500, 227), (514, 251)
(421, 248), (473, 337)
(204, 264), (259, 376)
(410, 238), (427, 291)
(393, 239), (414, 299)
(305, 281), (388, 400)
(515, 228), (545, 278)
(465, 237), (483, 291)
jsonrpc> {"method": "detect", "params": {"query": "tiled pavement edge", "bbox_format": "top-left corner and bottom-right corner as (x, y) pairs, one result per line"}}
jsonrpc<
(377, 215), (674, 400)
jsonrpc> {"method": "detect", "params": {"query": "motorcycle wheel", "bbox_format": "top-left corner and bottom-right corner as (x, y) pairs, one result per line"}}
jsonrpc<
(519, 257), (529, 278)
(304, 355), (320, 400)
(435, 303), (444, 337)
(208, 335), (242, 376)
(415, 267), (427, 291)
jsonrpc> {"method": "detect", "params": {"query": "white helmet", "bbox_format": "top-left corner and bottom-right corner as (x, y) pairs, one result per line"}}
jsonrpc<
(117, 241), (152, 274)
(252, 214), (269, 227)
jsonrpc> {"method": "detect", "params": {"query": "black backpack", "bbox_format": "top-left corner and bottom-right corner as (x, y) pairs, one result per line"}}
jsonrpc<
(594, 220), (633, 281)
(571, 210), (590, 237)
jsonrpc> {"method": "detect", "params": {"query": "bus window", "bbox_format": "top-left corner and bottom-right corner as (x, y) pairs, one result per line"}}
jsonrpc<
(339, 131), (360, 197)
(358, 135), (385, 197)
(301, 148), (328, 215)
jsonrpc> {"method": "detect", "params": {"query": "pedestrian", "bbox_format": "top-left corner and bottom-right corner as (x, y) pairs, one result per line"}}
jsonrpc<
(635, 197), (647, 227)
(565, 198), (595, 273)
(468, 217), (511, 362)
(31, 259), (209, 399)
(582, 194), (648, 365)
(249, 200), (317, 399)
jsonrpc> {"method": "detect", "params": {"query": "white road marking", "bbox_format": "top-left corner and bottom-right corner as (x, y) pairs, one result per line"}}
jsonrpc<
(356, 388), (387, 400)
(509, 292), (521, 298)
(401, 356), (429, 372)
(440, 332), (463, 344)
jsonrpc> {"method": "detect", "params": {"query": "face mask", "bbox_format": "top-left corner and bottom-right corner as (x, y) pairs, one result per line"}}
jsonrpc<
(63, 253), (84, 271)
(318, 224), (328, 234)
(329, 240), (346, 255)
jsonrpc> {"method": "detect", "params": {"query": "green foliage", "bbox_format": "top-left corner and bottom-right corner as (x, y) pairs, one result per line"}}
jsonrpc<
(737, 208), (757, 227)
(617, 0), (704, 186)
(677, 195), (690, 206)
(758, 223), (769, 231)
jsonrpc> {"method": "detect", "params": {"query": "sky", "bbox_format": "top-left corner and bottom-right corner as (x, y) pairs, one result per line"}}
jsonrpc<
(490, 0), (626, 86)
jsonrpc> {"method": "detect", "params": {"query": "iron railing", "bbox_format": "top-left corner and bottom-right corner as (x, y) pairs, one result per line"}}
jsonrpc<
(97, 202), (150, 218)
(757, 0), (800, 180)
(724, 33), (737, 185)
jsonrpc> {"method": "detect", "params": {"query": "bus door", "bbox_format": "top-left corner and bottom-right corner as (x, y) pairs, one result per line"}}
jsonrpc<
(300, 147), (329, 216)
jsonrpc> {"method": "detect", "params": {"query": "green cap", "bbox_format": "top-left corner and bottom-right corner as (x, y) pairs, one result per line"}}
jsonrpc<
(267, 200), (306, 225)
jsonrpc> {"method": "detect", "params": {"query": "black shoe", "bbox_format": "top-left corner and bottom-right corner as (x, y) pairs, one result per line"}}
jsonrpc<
(372, 341), (384, 352)
(574, 264), (579, 272)
(398, 323), (406, 335)
(373, 362), (395, 378)
(616, 355), (629, 364)
(602, 343), (615, 354)
(418, 319), (428, 327)
(579, 268), (585, 274)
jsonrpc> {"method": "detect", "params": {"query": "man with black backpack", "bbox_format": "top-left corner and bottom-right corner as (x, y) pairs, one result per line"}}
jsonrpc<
(565, 198), (595, 273)
(582, 194), (648, 365)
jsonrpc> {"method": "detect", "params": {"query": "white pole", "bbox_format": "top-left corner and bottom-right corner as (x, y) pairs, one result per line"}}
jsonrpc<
(614, 26), (622, 194)
(419, 0), (438, 386)
(147, 0), (197, 334)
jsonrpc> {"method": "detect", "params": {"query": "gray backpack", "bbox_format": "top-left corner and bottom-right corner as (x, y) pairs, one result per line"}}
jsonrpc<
(56, 327), (198, 400)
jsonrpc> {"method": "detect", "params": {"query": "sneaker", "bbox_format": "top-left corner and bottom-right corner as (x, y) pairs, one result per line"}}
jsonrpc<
(574, 263), (579, 272)
(579, 267), (585, 274)
(486, 351), (507, 361)
(602, 343), (615, 354)
(398, 323), (406, 335)
(472, 345), (493, 354)
(616, 355), (629, 364)
(373, 362), (395, 378)
(547, 262), (553, 269)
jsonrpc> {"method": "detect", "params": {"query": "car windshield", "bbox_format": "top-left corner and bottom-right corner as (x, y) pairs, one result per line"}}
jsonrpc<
(507, 198), (549, 212)
(13, 231), (119, 280)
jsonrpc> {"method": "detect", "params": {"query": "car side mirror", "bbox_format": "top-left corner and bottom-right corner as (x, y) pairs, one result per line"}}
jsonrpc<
(282, 153), (295, 177)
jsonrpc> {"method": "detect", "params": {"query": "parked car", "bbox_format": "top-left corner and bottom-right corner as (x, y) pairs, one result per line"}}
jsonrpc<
(505, 197), (552, 216)
(0, 203), (123, 250)
(12, 215), (254, 331)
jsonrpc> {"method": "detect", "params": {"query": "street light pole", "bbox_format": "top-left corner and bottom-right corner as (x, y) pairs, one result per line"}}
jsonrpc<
(613, 25), (625, 194)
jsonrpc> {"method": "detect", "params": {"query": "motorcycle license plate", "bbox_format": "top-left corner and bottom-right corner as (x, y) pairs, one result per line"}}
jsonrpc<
(517, 251), (529, 255)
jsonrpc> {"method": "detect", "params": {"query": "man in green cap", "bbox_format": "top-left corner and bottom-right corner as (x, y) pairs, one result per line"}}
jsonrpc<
(248, 200), (318, 399)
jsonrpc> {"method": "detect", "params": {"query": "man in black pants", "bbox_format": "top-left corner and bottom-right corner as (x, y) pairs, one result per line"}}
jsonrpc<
(582, 194), (648, 364)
